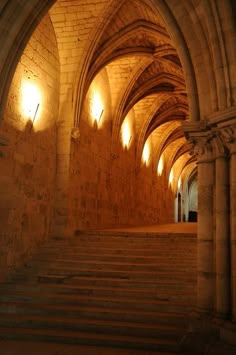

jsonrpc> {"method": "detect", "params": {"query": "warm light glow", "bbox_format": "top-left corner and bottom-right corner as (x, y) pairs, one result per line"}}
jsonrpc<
(169, 168), (174, 185)
(142, 141), (150, 165)
(91, 91), (104, 124)
(178, 177), (182, 189)
(121, 120), (132, 148)
(157, 155), (164, 175)
(22, 81), (41, 122)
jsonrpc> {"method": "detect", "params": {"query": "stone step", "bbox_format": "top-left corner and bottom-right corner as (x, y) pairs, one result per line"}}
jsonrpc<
(0, 230), (196, 352)
(35, 248), (195, 258)
(39, 242), (196, 251)
(0, 314), (184, 339)
(0, 326), (180, 352)
(0, 282), (195, 299)
(12, 264), (195, 280)
(30, 253), (196, 264)
(0, 301), (188, 325)
(24, 259), (196, 273)
(28, 274), (195, 289)
(74, 232), (197, 241)
(0, 286), (195, 306)
(0, 291), (191, 311)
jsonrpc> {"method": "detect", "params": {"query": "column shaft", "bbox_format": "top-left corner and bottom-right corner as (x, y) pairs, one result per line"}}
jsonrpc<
(215, 156), (230, 317)
(230, 151), (236, 320)
(197, 159), (215, 313)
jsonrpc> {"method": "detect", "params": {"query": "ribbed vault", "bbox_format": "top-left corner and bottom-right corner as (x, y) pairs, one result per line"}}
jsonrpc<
(75, 0), (197, 187)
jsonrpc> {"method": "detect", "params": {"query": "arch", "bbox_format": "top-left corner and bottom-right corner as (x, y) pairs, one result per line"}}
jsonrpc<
(0, 0), (56, 123)
(72, 0), (127, 128)
(147, 0), (200, 121)
(0, 0), (235, 130)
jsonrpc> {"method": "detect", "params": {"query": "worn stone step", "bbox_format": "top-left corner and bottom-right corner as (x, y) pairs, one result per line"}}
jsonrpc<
(12, 265), (195, 281)
(0, 291), (191, 311)
(0, 282), (195, 300)
(0, 286), (195, 305)
(24, 259), (196, 273)
(0, 230), (196, 352)
(22, 274), (195, 290)
(39, 242), (196, 252)
(30, 252), (196, 264)
(34, 250), (195, 260)
(74, 233), (197, 242)
(0, 301), (188, 325)
(0, 314), (185, 339)
(10, 272), (196, 291)
(0, 326), (180, 352)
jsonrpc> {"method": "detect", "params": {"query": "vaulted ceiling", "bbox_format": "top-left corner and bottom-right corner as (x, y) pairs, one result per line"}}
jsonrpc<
(49, 0), (197, 189)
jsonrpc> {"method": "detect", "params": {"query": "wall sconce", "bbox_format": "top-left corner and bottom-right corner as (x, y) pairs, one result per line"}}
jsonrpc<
(178, 176), (182, 189)
(22, 81), (41, 125)
(157, 155), (164, 176)
(121, 121), (132, 149)
(142, 141), (150, 165)
(169, 168), (174, 186)
(91, 91), (104, 125)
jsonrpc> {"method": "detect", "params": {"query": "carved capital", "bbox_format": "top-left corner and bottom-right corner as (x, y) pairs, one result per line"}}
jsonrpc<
(191, 136), (214, 162)
(211, 130), (229, 158)
(207, 106), (236, 155)
(182, 121), (214, 162)
(220, 126), (236, 154)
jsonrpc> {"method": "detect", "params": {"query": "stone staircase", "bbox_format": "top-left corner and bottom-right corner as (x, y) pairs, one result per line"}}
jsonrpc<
(0, 229), (197, 353)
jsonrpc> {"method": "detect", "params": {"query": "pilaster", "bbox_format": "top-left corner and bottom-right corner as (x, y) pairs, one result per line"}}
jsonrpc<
(221, 124), (236, 321)
(183, 121), (216, 314)
(195, 137), (215, 315)
(212, 133), (230, 318)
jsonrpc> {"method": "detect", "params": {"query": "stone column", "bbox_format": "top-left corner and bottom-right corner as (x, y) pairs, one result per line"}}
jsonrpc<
(221, 125), (236, 321)
(196, 142), (215, 314)
(214, 137), (230, 318)
(230, 139), (236, 320)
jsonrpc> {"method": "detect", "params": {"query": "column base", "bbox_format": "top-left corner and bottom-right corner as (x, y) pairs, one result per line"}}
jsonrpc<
(220, 320), (236, 345)
(181, 310), (236, 353)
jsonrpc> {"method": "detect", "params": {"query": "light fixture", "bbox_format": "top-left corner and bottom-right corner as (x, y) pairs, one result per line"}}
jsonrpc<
(121, 120), (132, 149)
(91, 91), (104, 125)
(157, 155), (164, 175)
(178, 176), (182, 189)
(22, 81), (41, 124)
(142, 141), (150, 165)
(169, 168), (174, 186)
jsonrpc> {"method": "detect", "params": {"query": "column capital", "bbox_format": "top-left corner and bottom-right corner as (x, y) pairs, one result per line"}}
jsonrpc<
(182, 121), (214, 162)
(211, 131), (229, 159)
(220, 126), (236, 155)
(207, 106), (236, 155)
(192, 136), (215, 163)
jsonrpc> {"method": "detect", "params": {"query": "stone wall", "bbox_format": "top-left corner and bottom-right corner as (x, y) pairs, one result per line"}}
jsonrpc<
(67, 70), (174, 233)
(0, 14), (60, 280)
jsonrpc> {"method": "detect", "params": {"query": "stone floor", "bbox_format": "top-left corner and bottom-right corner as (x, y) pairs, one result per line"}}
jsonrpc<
(0, 223), (197, 354)
(0, 223), (235, 354)
(100, 223), (197, 235)
(1, 335), (236, 354)
(0, 340), (176, 355)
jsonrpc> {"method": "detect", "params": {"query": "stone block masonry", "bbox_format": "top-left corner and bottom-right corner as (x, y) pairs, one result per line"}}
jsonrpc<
(0, 14), (60, 281)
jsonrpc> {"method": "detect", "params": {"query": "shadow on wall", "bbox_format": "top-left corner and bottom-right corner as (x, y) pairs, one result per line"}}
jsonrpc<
(0, 121), (57, 281)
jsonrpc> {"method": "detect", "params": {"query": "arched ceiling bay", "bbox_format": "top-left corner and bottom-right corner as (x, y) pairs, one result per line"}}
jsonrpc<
(49, 0), (197, 184)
